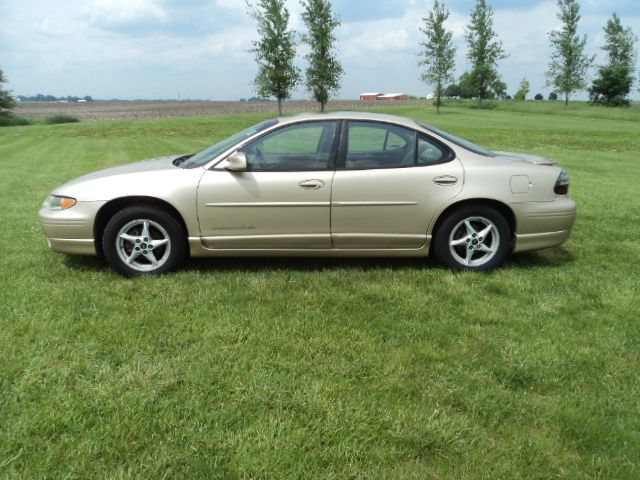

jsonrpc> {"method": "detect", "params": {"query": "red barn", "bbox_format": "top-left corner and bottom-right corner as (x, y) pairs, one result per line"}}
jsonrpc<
(377, 93), (409, 101)
(360, 92), (383, 100)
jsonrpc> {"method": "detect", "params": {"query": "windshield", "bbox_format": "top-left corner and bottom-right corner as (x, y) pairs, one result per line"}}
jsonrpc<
(418, 122), (496, 157)
(181, 119), (279, 168)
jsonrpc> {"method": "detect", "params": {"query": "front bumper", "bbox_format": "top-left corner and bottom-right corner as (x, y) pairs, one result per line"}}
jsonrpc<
(512, 197), (577, 253)
(38, 201), (105, 256)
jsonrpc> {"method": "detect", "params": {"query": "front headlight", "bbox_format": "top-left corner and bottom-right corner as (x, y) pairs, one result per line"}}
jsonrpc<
(48, 195), (77, 210)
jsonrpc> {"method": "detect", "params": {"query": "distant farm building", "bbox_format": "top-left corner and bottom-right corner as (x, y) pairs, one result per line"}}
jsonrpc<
(359, 92), (409, 101)
(377, 93), (409, 101)
(360, 92), (383, 100)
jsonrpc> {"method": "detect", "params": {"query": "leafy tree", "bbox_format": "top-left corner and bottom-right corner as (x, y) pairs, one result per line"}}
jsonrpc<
(248, 0), (301, 115)
(458, 72), (476, 99)
(546, 0), (594, 108)
(0, 67), (16, 119)
(602, 13), (637, 69)
(535, 93), (544, 100)
(457, 71), (505, 100)
(464, 0), (506, 106)
(514, 77), (530, 101)
(589, 65), (633, 106)
(492, 79), (507, 99)
(589, 14), (637, 106)
(419, 1), (456, 114)
(444, 83), (461, 98)
(301, 0), (343, 112)
(549, 91), (559, 100)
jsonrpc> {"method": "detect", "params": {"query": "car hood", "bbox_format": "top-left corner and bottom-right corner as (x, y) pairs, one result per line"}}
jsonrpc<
(63, 155), (184, 186)
(493, 151), (556, 166)
(51, 154), (205, 202)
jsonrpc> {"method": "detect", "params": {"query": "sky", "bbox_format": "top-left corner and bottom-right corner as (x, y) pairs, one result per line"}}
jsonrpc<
(1, 0), (639, 101)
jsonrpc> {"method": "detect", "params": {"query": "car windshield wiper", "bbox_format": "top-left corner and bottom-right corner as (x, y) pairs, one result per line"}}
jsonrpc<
(173, 154), (194, 167)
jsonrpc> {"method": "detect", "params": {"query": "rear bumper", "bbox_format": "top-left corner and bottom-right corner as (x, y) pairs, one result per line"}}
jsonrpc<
(513, 230), (572, 253)
(512, 197), (576, 253)
(39, 201), (104, 256)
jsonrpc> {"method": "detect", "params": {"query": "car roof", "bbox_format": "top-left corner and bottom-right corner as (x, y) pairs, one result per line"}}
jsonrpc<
(277, 111), (422, 130)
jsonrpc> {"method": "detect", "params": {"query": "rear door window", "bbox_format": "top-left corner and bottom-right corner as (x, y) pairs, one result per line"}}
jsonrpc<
(345, 122), (416, 169)
(417, 135), (450, 165)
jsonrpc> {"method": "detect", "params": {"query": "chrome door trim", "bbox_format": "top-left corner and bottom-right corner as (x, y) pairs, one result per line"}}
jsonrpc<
(332, 201), (418, 207)
(202, 234), (332, 249)
(205, 202), (331, 208)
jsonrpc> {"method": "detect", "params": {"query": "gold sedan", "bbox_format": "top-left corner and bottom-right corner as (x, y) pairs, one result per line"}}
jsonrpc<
(39, 112), (576, 276)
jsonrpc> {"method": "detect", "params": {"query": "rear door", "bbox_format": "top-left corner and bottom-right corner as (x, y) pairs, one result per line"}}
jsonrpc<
(331, 121), (464, 249)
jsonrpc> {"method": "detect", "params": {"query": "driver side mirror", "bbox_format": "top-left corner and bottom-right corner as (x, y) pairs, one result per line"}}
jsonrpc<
(225, 151), (248, 172)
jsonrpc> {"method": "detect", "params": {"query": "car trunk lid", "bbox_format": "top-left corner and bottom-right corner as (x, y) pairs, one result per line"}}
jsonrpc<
(493, 151), (556, 166)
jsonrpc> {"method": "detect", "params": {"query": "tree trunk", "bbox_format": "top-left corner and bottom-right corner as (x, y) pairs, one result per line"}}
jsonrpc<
(564, 93), (569, 109)
(320, 101), (325, 113)
(436, 81), (441, 115)
(479, 95), (483, 107)
(277, 97), (283, 116)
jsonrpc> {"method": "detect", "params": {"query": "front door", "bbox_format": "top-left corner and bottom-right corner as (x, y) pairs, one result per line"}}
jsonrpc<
(197, 121), (338, 249)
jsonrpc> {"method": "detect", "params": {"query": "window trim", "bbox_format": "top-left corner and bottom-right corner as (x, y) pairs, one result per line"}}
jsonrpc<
(416, 133), (456, 166)
(206, 119), (281, 170)
(337, 120), (455, 171)
(238, 120), (341, 173)
(418, 122), (496, 157)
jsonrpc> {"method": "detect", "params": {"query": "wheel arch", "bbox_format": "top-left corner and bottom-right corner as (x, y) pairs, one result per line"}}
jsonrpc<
(94, 196), (189, 258)
(429, 198), (517, 253)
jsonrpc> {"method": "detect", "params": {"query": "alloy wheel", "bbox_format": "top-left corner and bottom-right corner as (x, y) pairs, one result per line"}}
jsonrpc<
(115, 219), (172, 272)
(448, 216), (500, 268)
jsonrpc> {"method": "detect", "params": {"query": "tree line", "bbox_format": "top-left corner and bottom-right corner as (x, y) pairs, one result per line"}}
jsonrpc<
(250, 0), (638, 114)
(16, 94), (94, 102)
(421, 0), (638, 112)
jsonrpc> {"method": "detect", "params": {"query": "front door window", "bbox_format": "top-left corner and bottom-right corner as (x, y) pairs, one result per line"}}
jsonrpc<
(242, 121), (338, 171)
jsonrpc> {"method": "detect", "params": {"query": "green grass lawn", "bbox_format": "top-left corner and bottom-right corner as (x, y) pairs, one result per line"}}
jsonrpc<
(1, 102), (639, 479)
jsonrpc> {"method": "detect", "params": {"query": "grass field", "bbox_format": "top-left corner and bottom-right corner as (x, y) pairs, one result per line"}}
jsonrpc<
(1, 101), (639, 479)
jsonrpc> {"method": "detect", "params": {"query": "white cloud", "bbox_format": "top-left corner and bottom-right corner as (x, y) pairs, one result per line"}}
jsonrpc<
(351, 27), (411, 53)
(214, 0), (244, 10)
(1, 0), (639, 100)
(86, 0), (168, 25)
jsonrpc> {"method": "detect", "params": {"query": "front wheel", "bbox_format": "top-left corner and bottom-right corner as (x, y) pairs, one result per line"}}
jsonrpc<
(102, 205), (187, 277)
(433, 206), (511, 271)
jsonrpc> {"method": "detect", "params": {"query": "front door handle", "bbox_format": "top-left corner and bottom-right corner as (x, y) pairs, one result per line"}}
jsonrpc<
(299, 179), (325, 190)
(433, 175), (459, 186)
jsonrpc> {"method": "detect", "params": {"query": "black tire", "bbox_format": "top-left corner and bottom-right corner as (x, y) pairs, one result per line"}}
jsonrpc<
(102, 205), (188, 277)
(433, 205), (511, 272)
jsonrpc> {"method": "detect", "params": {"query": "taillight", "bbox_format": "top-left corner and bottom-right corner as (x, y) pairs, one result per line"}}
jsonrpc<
(554, 170), (569, 195)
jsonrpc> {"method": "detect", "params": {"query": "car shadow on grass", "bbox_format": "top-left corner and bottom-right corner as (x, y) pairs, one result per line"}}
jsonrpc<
(507, 247), (575, 269)
(62, 247), (574, 274)
(63, 255), (106, 271)
(182, 256), (434, 273)
(177, 246), (575, 273)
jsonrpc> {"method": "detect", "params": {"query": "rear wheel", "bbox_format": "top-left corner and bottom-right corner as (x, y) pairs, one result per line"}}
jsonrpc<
(102, 205), (187, 277)
(433, 205), (511, 271)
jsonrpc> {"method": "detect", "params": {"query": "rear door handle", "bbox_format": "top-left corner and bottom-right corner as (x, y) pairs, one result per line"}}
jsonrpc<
(299, 179), (325, 190)
(433, 175), (459, 186)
